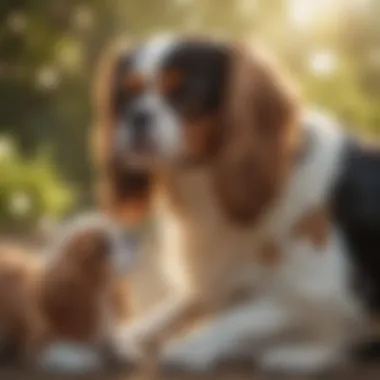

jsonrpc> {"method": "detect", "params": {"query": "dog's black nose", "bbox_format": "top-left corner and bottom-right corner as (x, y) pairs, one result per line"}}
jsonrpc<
(131, 110), (151, 132)
(129, 109), (152, 149)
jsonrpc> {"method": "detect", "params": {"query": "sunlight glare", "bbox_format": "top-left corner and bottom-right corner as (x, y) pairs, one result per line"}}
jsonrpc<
(308, 50), (338, 76)
(9, 192), (32, 217)
(288, 0), (371, 29)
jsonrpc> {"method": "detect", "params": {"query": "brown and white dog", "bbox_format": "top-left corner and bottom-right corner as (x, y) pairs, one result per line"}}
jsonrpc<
(0, 213), (133, 373)
(92, 33), (380, 373)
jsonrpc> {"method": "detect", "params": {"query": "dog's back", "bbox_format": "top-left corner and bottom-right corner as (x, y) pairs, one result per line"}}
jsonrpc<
(333, 139), (380, 313)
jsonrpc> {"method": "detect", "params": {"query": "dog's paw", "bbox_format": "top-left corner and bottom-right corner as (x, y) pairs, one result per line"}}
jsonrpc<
(112, 325), (145, 363)
(161, 336), (222, 372)
(258, 344), (338, 374)
(36, 343), (104, 373)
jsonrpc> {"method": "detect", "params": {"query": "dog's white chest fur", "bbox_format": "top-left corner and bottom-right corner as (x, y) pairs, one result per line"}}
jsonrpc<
(157, 169), (270, 300)
(157, 112), (363, 337)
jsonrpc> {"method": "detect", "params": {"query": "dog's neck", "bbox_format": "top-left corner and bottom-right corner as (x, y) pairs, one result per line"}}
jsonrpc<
(152, 111), (345, 239)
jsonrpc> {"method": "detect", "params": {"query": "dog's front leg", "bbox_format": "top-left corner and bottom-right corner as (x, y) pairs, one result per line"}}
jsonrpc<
(113, 293), (200, 362)
(161, 296), (294, 372)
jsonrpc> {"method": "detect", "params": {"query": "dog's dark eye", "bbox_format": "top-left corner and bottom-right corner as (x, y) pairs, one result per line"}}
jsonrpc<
(158, 68), (183, 95)
(123, 72), (145, 96)
(113, 66), (145, 115)
(160, 67), (192, 113)
(161, 43), (230, 118)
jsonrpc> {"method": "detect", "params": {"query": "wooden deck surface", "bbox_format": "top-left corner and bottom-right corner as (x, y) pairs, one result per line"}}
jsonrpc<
(1, 363), (380, 380)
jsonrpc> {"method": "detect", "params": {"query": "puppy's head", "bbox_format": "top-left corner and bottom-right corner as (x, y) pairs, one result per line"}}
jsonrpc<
(93, 34), (299, 224)
(45, 213), (135, 285)
(0, 252), (38, 325)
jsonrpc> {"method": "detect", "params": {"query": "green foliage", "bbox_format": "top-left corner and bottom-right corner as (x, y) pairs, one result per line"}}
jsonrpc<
(0, 135), (75, 233)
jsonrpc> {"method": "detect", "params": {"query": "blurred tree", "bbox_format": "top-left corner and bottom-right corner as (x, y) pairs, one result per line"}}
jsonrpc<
(0, 136), (74, 233)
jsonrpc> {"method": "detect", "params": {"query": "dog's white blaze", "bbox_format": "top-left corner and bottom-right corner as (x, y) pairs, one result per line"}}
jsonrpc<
(134, 34), (177, 78)
(125, 34), (183, 158)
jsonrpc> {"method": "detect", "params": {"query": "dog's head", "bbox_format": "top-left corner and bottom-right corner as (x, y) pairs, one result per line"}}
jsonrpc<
(93, 34), (299, 225)
(45, 213), (135, 285)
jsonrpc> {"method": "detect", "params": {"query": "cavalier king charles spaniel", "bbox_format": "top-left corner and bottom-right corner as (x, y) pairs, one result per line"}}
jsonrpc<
(0, 213), (134, 373)
(92, 33), (380, 374)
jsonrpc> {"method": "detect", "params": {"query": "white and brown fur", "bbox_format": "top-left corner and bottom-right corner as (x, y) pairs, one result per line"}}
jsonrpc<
(0, 213), (133, 373)
(92, 34), (375, 373)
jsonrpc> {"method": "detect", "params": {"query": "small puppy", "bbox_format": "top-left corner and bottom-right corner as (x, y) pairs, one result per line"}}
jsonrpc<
(0, 213), (134, 373)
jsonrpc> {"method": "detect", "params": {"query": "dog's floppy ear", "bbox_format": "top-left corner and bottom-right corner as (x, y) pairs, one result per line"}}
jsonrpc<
(212, 43), (300, 225)
(91, 40), (124, 172)
(91, 40), (152, 224)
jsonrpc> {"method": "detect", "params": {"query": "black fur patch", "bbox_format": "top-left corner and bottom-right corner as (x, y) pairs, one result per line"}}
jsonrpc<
(332, 138), (380, 314)
(161, 41), (231, 118)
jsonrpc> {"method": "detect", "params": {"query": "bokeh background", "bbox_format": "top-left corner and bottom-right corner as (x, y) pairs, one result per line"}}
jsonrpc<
(0, 0), (379, 236)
